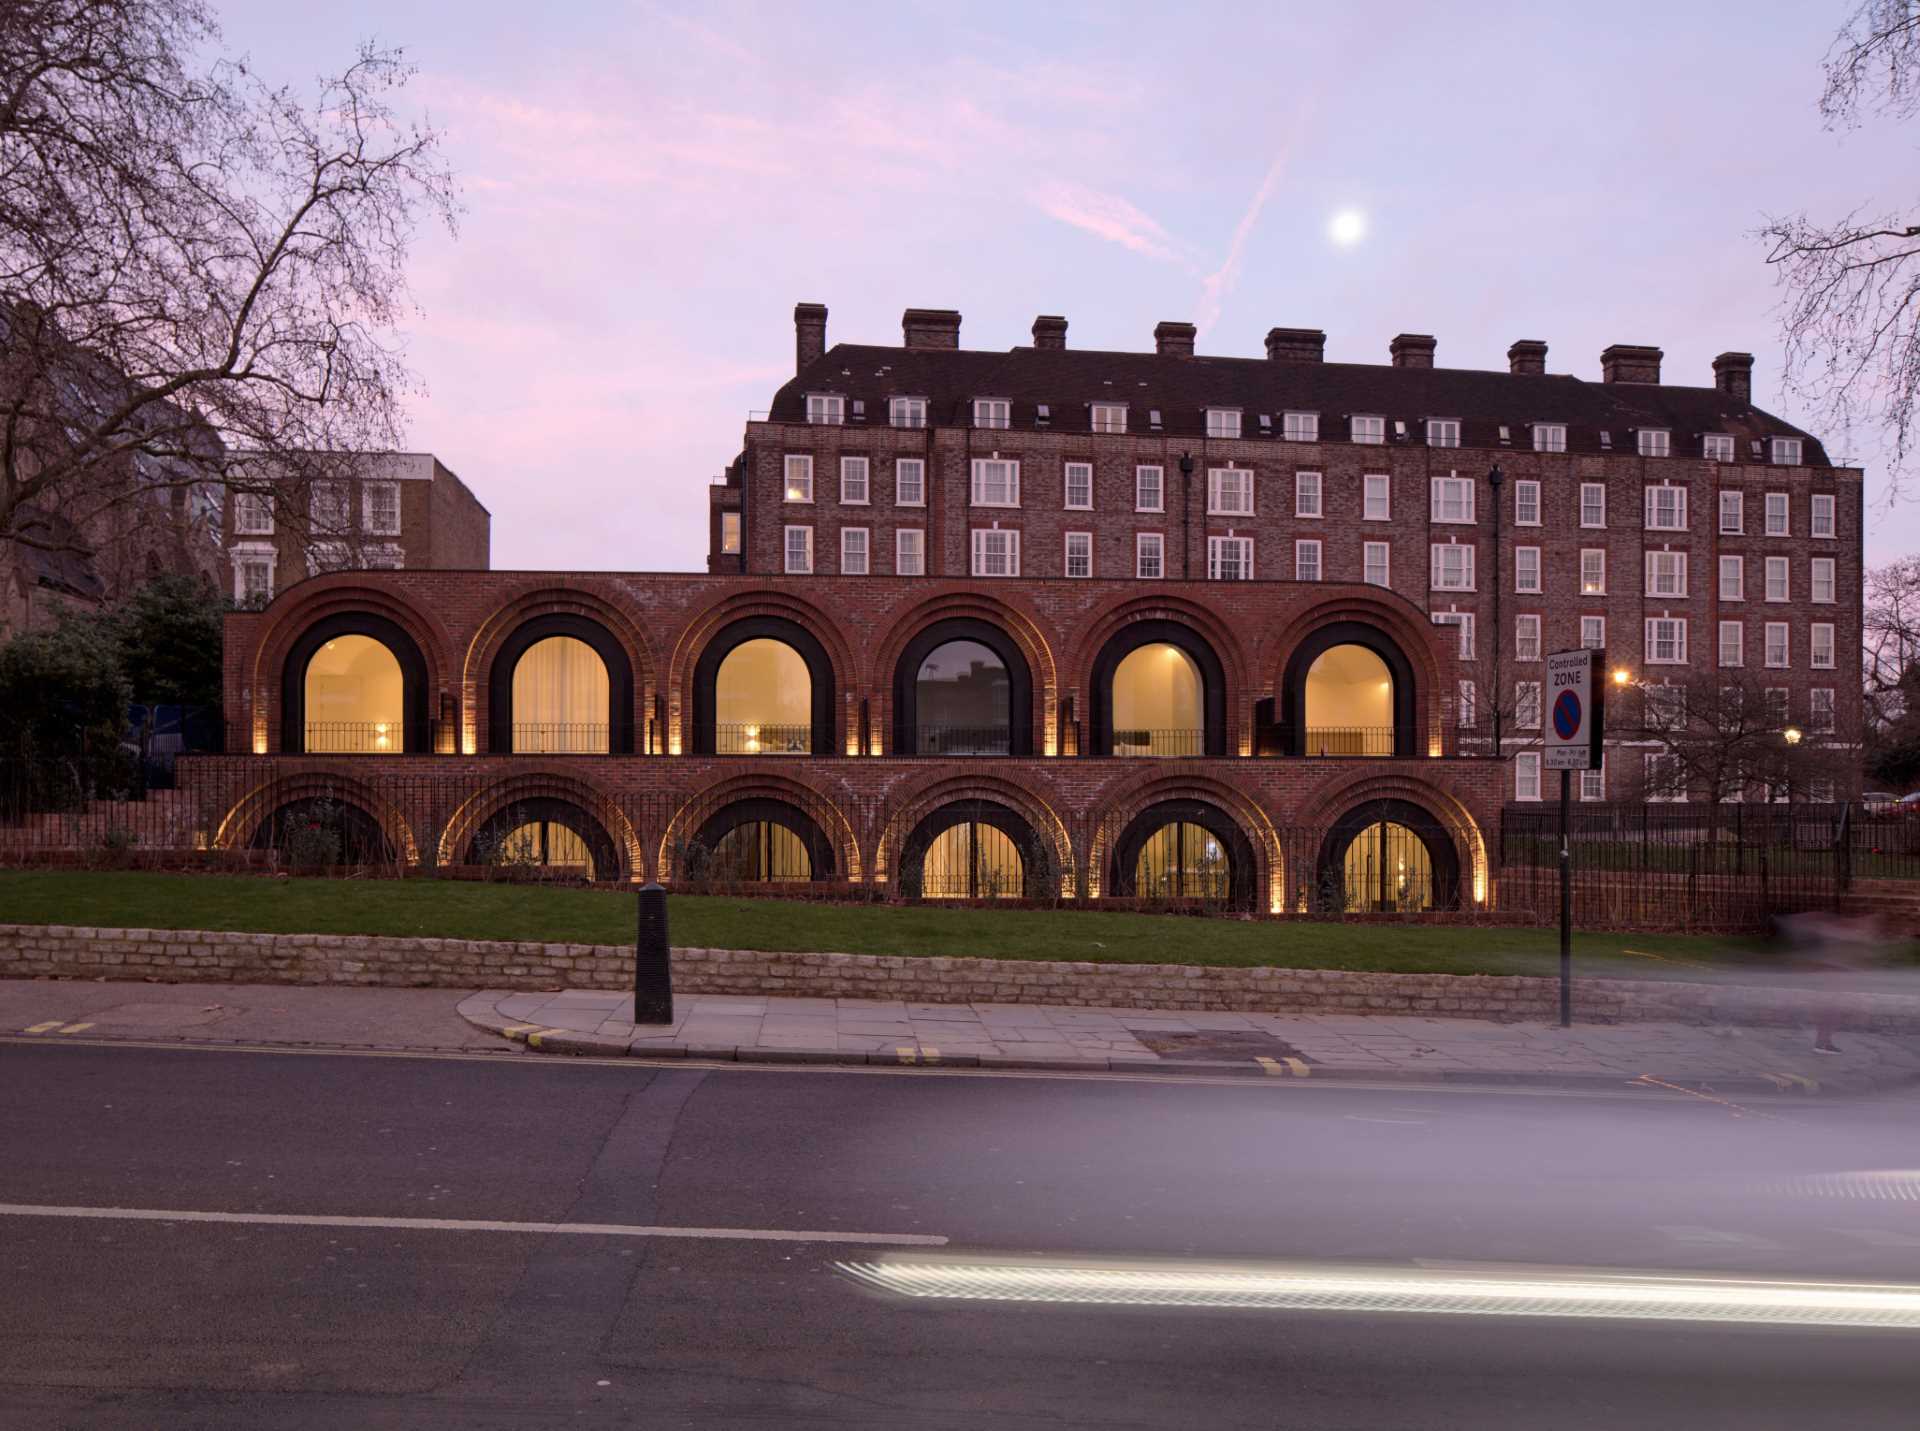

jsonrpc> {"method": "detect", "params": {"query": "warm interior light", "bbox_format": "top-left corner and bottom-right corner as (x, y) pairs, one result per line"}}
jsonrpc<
(1611, 668), (1630, 686)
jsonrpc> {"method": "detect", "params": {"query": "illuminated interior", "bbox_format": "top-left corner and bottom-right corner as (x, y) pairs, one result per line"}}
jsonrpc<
(915, 640), (1009, 754)
(512, 636), (610, 753)
(1303, 644), (1393, 756)
(710, 821), (813, 881)
(921, 822), (1024, 898)
(304, 634), (404, 753)
(715, 638), (811, 754)
(497, 820), (596, 878)
(1112, 643), (1203, 756)
(1135, 822), (1229, 900)
(1341, 822), (1432, 913)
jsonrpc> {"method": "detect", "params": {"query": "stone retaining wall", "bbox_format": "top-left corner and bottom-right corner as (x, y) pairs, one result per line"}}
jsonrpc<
(4, 923), (1917, 1032)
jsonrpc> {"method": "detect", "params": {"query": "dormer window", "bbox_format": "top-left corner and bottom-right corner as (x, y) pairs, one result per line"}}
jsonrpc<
(973, 398), (1010, 430)
(1532, 423), (1567, 453)
(1771, 437), (1804, 465)
(805, 393), (845, 425)
(1282, 411), (1319, 442)
(1426, 419), (1461, 448)
(1637, 428), (1670, 458)
(1090, 402), (1127, 434)
(1350, 414), (1385, 445)
(889, 396), (927, 429)
(1702, 433), (1735, 462)
(1205, 408), (1242, 438)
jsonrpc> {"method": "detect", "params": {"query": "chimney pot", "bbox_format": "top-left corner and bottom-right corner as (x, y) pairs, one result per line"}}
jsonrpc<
(793, 302), (827, 375)
(1507, 339), (1548, 376)
(1713, 351), (1754, 404)
(901, 308), (962, 350)
(1600, 343), (1663, 385)
(1265, 327), (1326, 363)
(1389, 333), (1437, 369)
(1153, 321), (1197, 357)
(1031, 314), (1068, 350)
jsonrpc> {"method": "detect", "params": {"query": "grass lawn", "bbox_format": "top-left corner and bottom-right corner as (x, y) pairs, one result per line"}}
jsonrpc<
(0, 869), (1844, 980)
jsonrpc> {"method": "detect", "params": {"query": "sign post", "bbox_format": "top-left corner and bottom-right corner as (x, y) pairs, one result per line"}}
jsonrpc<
(1542, 649), (1605, 1027)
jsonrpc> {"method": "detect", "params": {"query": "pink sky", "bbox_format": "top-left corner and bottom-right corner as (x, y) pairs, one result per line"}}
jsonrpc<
(221, 0), (1920, 570)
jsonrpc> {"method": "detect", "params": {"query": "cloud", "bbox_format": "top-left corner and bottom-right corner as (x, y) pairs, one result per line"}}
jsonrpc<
(1196, 152), (1290, 335)
(1030, 182), (1186, 263)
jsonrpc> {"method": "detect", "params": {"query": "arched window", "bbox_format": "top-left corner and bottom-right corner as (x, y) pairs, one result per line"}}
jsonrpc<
(465, 797), (620, 880)
(915, 640), (1009, 755)
(1111, 644), (1204, 757)
(511, 637), (611, 753)
(688, 798), (835, 884)
(1135, 822), (1229, 900)
(1303, 644), (1394, 756)
(711, 821), (814, 881)
(714, 639), (812, 754)
(249, 797), (395, 866)
(1340, 821), (1433, 913)
(496, 820), (598, 879)
(899, 800), (1042, 899)
(304, 635), (404, 753)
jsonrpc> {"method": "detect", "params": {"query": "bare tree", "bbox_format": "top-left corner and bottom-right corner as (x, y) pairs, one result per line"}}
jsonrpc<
(1614, 669), (1853, 807)
(0, 0), (457, 559)
(1763, 1), (1920, 493)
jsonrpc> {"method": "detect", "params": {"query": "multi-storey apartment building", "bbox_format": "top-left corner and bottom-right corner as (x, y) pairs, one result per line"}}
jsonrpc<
(711, 305), (1859, 802)
(221, 452), (490, 605)
(200, 300), (1859, 918)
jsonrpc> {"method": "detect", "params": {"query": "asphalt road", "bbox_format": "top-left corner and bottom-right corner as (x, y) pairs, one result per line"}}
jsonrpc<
(2, 1040), (1918, 1429)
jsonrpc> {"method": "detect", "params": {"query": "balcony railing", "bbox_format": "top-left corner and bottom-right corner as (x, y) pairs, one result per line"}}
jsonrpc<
(1111, 727), (1206, 758)
(305, 721), (407, 754)
(715, 722), (811, 755)
(911, 724), (1011, 756)
(1303, 726), (1396, 757)
(511, 723), (609, 755)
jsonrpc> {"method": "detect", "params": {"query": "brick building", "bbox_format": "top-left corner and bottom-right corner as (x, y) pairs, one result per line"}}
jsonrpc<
(222, 452), (490, 605)
(204, 301), (1861, 915)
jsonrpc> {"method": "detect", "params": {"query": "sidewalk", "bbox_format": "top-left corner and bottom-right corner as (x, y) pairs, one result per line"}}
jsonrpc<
(6, 977), (1918, 1095)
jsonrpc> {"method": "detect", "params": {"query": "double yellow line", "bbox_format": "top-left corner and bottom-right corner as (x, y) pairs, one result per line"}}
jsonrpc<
(22, 1021), (94, 1035)
(1254, 1055), (1311, 1078)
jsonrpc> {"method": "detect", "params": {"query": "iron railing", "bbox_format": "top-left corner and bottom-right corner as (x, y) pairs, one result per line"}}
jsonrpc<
(908, 724), (1013, 756)
(1303, 726), (1396, 757)
(1110, 727), (1206, 758)
(509, 723), (611, 755)
(713, 722), (811, 755)
(304, 721), (410, 754)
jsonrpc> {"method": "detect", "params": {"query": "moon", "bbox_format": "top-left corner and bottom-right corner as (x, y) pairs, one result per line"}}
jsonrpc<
(1329, 209), (1367, 246)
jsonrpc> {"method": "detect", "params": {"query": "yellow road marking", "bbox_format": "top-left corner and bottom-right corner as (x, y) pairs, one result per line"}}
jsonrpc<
(1283, 1057), (1310, 1078)
(896, 1046), (917, 1064)
(23, 1021), (62, 1034)
(922, 1046), (940, 1065)
(1760, 1073), (1793, 1091)
(1255, 1057), (1285, 1077)
(894, 1046), (941, 1065)
(525, 1028), (568, 1049)
(58, 1023), (94, 1034)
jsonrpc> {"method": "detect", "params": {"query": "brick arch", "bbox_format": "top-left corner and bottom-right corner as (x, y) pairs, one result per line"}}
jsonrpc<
(1288, 769), (1490, 911)
(247, 577), (457, 755)
(1085, 771), (1284, 912)
(1254, 586), (1458, 759)
(213, 771), (420, 865)
(656, 770), (863, 884)
(461, 582), (655, 755)
(873, 770), (1073, 897)
(867, 586), (1060, 756)
(1074, 592), (1251, 757)
(665, 589), (863, 756)
(436, 770), (643, 880)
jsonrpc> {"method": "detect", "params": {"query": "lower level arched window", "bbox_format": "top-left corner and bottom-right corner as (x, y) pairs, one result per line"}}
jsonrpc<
(1135, 822), (1230, 900)
(687, 798), (835, 884)
(497, 820), (599, 878)
(921, 821), (1024, 898)
(1339, 821), (1433, 912)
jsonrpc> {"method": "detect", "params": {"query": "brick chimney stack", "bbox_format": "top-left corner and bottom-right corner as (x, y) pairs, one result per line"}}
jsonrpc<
(1600, 344), (1663, 384)
(1713, 352), (1754, 404)
(1032, 315), (1068, 350)
(902, 308), (962, 350)
(1153, 321), (1197, 357)
(1507, 340), (1548, 376)
(794, 302), (827, 375)
(1390, 333), (1437, 369)
(1265, 328), (1326, 363)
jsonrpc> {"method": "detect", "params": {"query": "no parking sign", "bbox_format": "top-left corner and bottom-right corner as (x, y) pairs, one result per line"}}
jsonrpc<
(1544, 649), (1604, 771)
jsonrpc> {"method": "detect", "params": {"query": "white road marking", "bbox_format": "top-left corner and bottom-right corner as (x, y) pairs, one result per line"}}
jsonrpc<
(0, 1202), (946, 1247)
(1654, 1225), (1783, 1250)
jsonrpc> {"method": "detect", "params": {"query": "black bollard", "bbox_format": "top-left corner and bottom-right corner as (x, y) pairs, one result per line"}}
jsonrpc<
(635, 881), (674, 1025)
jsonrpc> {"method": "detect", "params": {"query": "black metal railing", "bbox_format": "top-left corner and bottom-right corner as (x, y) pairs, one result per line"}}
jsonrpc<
(510, 723), (610, 755)
(304, 721), (410, 754)
(1111, 727), (1206, 758)
(909, 724), (1012, 756)
(1303, 726), (1396, 757)
(714, 722), (811, 755)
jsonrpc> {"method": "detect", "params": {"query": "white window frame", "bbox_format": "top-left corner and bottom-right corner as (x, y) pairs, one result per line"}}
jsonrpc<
(233, 491), (274, 537)
(363, 480), (401, 536)
(1638, 428), (1671, 458)
(1432, 611), (1476, 661)
(1295, 470), (1323, 518)
(1811, 556), (1836, 604)
(1764, 621), (1790, 669)
(1718, 620), (1743, 668)
(1458, 679), (1478, 728)
(1718, 490), (1743, 534)
(895, 527), (924, 576)
(970, 458), (1020, 508)
(1516, 545), (1542, 593)
(1362, 473), (1391, 521)
(1362, 540), (1390, 587)
(783, 454), (814, 503)
(1579, 548), (1607, 595)
(1064, 461), (1094, 511)
(889, 396), (927, 429)
(719, 509), (742, 556)
(1282, 411), (1319, 442)
(1579, 483), (1606, 529)
(1431, 475), (1476, 524)
(1811, 492), (1836, 539)
(1703, 433), (1735, 462)
(970, 526), (1021, 577)
(1207, 466), (1253, 516)
(1580, 761), (1607, 801)
(1533, 423), (1567, 454)
(1811, 622), (1836, 670)
(1720, 554), (1744, 602)
(1135, 465), (1164, 513)
(310, 480), (350, 535)
(1294, 538), (1323, 582)
(1764, 556), (1790, 603)
(840, 525), (869, 575)
(1644, 484), (1687, 531)
(1645, 617), (1688, 665)
(1516, 751), (1542, 802)
(1136, 531), (1164, 579)
(1811, 687), (1836, 732)
(1427, 418), (1462, 448)
(1064, 530), (1093, 578)
(1765, 491), (1789, 536)
(805, 393), (845, 425)
(1350, 414), (1386, 445)
(1513, 479), (1541, 526)
(1771, 437), (1804, 465)
(1516, 680), (1542, 729)
(783, 524), (813, 574)
(1580, 616), (1606, 650)
(1090, 402), (1128, 435)
(232, 545), (276, 602)
(1205, 408), (1243, 439)
(1430, 542), (1476, 591)
(1645, 550), (1688, 598)
(973, 398), (1011, 430)
(895, 457), (925, 507)
(1207, 534), (1254, 581)
(1516, 614), (1542, 663)
(839, 455), (870, 505)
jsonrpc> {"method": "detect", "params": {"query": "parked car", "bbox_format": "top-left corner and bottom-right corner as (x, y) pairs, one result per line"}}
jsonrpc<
(1897, 793), (1920, 816)
(1862, 791), (1897, 808)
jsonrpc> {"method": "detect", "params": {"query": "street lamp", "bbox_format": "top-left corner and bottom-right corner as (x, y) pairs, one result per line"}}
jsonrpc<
(1485, 464), (1504, 755)
(1611, 666), (1632, 687)
(1783, 726), (1804, 745)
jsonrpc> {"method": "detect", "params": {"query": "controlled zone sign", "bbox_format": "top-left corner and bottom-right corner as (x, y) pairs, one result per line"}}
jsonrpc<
(1543, 648), (1604, 771)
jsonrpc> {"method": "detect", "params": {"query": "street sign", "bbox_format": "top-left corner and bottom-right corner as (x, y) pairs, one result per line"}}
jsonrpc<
(1543, 648), (1604, 771)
